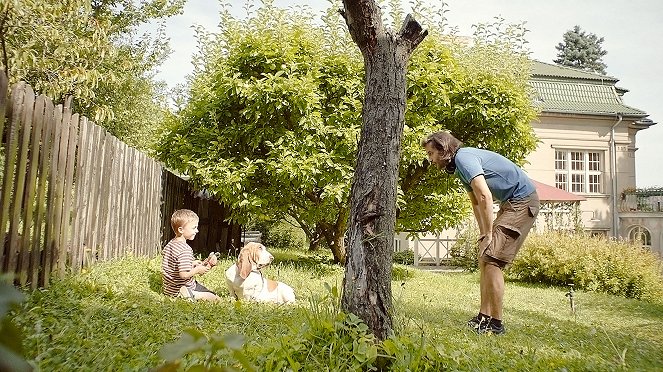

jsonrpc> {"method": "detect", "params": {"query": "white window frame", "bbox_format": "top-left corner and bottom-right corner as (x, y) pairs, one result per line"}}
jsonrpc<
(554, 149), (603, 194)
(627, 225), (651, 249)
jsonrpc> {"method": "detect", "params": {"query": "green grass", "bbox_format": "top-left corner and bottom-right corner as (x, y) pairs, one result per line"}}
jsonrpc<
(9, 250), (663, 371)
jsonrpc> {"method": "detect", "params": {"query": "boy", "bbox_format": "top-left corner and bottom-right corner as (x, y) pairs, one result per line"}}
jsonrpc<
(162, 209), (221, 301)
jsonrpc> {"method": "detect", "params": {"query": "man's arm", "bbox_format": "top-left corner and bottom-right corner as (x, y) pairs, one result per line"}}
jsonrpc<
(469, 175), (494, 240)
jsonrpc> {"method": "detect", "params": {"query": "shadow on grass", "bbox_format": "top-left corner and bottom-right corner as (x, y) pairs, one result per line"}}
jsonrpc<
(148, 268), (163, 294)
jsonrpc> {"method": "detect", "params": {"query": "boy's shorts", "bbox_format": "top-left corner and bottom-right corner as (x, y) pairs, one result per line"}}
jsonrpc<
(480, 191), (540, 266)
(193, 281), (215, 294)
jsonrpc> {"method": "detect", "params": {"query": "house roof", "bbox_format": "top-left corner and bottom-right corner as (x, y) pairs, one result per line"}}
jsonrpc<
(532, 180), (586, 202)
(532, 60), (619, 84)
(530, 80), (647, 117)
(530, 61), (648, 118)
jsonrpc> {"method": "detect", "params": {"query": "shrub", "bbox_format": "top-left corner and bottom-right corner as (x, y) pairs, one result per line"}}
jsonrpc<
(392, 250), (414, 265)
(507, 232), (663, 303)
(263, 220), (307, 251)
(448, 221), (480, 272)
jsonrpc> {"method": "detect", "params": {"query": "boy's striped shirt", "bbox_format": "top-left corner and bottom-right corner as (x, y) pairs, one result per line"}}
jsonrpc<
(161, 239), (195, 297)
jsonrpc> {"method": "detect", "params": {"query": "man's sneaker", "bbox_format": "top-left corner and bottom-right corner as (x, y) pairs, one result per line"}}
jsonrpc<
(179, 286), (195, 302)
(476, 320), (505, 335)
(467, 314), (488, 330)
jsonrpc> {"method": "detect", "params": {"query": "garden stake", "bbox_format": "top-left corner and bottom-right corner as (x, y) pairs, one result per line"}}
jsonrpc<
(565, 284), (575, 314)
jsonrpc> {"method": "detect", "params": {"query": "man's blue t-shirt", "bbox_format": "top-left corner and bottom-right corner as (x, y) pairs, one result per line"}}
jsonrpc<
(454, 147), (535, 202)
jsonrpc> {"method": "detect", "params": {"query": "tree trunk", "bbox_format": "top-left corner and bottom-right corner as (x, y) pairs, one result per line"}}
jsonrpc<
(340, 1), (426, 340)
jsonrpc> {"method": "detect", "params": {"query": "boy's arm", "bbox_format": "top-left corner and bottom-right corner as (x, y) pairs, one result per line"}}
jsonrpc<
(179, 264), (209, 279)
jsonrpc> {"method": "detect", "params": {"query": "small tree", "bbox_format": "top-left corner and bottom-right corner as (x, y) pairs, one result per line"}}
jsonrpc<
(554, 25), (607, 74)
(0, 0), (183, 149)
(156, 1), (538, 266)
(339, 0), (427, 340)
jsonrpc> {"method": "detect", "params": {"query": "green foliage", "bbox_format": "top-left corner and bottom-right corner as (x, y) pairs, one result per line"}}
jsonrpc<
(0, 277), (30, 372)
(263, 219), (308, 251)
(391, 264), (415, 281)
(0, 0), (182, 150)
(553, 25), (608, 74)
(9, 255), (663, 370)
(448, 220), (480, 272)
(392, 249), (414, 265)
(156, 1), (538, 262)
(508, 232), (663, 303)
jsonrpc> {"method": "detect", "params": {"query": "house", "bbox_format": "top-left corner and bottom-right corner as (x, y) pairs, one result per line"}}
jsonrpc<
(404, 60), (662, 264)
(524, 61), (661, 255)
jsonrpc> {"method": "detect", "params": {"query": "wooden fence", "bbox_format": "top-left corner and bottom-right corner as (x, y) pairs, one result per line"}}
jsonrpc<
(0, 74), (239, 289)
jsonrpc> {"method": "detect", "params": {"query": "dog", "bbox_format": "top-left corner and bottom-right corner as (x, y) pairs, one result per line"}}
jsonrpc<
(224, 242), (296, 304)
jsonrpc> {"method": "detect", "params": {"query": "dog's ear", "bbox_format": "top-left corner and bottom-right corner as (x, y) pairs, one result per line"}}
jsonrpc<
(238, 247), (252, 279)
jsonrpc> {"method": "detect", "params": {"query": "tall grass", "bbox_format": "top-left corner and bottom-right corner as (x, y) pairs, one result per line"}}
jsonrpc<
(9, 250), (663, 371)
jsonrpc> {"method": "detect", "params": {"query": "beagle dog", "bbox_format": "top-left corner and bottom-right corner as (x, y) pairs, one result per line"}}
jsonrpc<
(224, 242), (296, 304)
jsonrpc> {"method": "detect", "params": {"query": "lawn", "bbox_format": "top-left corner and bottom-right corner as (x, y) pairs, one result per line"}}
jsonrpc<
(8, 250), (663, 371)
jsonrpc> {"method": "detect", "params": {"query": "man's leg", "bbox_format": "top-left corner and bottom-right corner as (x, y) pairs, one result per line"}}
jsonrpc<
(479, 258), (505, 320)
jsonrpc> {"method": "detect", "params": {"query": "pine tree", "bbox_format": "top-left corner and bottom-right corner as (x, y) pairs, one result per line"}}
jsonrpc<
(554, 25), (608, 74)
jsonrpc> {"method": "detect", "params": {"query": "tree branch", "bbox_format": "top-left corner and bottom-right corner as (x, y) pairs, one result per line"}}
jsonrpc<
(397, 14), (428, 55)
(340, 0), (384, 56)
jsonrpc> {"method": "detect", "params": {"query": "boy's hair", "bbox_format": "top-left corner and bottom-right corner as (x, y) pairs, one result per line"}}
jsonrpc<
(171, 209), (199, 234)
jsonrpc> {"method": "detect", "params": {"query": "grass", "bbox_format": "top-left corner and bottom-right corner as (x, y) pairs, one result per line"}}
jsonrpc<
(9, 249), (663, 371)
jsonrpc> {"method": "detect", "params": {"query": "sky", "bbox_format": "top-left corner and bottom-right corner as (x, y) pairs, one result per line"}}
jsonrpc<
(149, 0), (663, 188)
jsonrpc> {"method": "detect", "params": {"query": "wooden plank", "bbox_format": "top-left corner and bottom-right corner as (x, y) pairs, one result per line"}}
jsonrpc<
(32, 98), (55, 288)
(138, 155), (149, 255)
(87, 129), (107, 263)
(7, 84), (35, 282)
(82, 124), (101, 268)
(58, 112), (79, 274)
(18, 94), (45, 286)
(126, 148), (137, 255)
(43, 104), (65, 286)
(103, 137), (117, 260)
(71, 116), (90, 272)
(97, 134), (115, 260)
(0, 82), (26, 274)
(0, 72), (8, 146)
(52, 103), (71, 278)
(151, 161), (162, 256)
(114, 141), (127, 257)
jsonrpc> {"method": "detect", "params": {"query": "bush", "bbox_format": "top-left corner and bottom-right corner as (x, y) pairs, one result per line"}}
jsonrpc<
(263, 220), (307, 250)
(392, 250), (414, 265)
(448, 221), (480, 272)
(507, 232), (663, 303)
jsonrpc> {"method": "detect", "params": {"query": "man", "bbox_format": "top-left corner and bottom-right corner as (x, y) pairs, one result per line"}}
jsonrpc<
(421, 131), (540, 334)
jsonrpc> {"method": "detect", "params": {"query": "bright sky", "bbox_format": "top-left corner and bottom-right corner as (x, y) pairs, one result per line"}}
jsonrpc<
(151, 0), (663, 188)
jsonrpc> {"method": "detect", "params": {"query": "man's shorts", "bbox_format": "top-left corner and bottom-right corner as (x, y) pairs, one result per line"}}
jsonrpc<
(480, 191), (540, 266)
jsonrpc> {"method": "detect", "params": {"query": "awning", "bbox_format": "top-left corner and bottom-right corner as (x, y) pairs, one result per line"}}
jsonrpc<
(532, 180), (586, 202)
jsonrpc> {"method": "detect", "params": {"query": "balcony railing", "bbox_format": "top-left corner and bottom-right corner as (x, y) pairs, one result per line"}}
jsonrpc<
(620, 188), (663, 212)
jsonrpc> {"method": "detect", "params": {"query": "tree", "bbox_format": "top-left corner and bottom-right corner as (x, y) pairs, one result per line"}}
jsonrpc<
(554, 25), (607, 74)
(337, 0), (427, 340)
(155, 1), (538, 270)
(0, 0), (184, 149)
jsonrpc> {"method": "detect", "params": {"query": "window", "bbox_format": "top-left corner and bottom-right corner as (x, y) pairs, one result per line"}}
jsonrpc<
(555, 150), (602, 193)
(628, 225), (651, 249)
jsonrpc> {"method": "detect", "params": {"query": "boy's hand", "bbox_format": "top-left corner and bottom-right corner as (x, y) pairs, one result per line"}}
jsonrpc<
(202, 252), (219, 268)
(197, 265), (210, 275)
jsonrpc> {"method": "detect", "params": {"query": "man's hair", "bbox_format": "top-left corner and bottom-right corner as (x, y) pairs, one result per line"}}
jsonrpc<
(171, 209), (199, 233)
(420, 131), (463, 160)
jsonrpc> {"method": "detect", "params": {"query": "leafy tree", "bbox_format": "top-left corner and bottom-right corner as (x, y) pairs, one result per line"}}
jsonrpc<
(0, 0), (184, 149)
(155, 1), (537, 268)
(554, 25), (607, 74)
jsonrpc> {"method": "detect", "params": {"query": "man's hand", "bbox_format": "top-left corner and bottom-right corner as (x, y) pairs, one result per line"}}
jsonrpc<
(478, 234), (492, 255)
